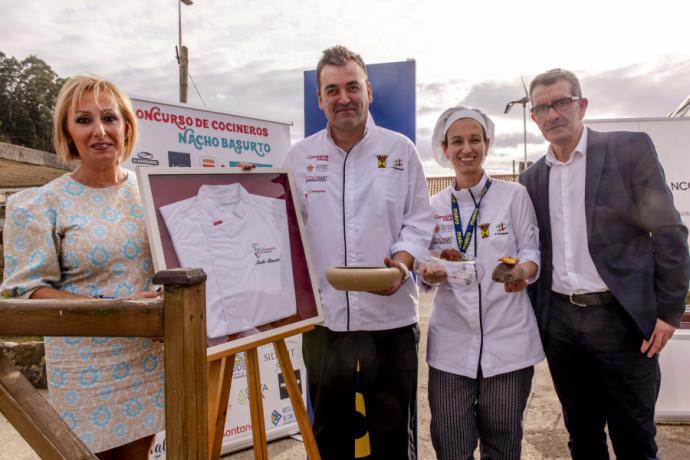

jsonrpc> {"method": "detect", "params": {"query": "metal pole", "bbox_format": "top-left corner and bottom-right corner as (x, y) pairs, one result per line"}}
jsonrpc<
(522, 103), (527, 166)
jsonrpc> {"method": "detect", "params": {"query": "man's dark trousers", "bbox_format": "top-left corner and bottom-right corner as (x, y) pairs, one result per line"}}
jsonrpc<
(546, 292), (660, 460)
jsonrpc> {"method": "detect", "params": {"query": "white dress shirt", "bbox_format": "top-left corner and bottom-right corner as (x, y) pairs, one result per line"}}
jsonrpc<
(284, 115), (435, 331)
(546, 127), (609, 295)
(160, 183), (296, 338)
(426, 174), (544, 378)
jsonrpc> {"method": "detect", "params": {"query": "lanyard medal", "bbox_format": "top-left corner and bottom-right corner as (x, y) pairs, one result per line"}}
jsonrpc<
(450, 179), (491, 253)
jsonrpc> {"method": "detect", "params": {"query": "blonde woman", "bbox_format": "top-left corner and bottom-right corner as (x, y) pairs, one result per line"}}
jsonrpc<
(1, 75), (163, 458)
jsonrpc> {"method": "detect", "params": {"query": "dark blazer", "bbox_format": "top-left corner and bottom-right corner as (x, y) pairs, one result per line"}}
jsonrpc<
(520, 128), (690, 339)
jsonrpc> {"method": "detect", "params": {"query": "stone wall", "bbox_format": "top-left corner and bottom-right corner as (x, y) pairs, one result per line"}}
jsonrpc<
(0, 341), (46, 388)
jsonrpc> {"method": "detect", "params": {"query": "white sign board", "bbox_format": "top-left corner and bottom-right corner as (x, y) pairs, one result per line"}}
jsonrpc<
(148, 336), (306, 458)
(126, 97), (292, 170)
(586, 117), (690, 238)
(655, 329), (690, 421)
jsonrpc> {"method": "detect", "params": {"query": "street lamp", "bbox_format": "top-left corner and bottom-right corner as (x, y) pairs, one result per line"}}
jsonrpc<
(504, 95), (529, 172)
(178, 0), (193, 103)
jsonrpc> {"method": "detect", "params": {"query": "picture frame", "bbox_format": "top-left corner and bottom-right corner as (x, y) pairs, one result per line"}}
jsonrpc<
(136, 167), (323, 356)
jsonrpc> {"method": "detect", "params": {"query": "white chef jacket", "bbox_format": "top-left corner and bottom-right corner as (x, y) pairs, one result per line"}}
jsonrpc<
(284, 115), (435, 331)
(426, 174), (544, 378)
(160, 183), (296, 338)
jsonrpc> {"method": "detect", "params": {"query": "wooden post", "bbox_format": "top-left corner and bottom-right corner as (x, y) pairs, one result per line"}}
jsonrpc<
(273, 339), (321, 460)
(0, 297), (164, 458)
(246, 348), (269, 459)
(0, 353), (97, 459)
(0, 285), (322, 459)
(154, 268), (208, 460)
(207, 355), (235, 460)
(205, 328), (321, 459)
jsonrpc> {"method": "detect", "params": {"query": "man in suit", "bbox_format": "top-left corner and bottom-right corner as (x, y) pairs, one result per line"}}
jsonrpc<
(520, 68), (690, 459)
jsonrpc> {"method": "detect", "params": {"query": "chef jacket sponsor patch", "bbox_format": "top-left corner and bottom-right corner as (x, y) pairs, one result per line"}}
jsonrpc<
(306, 175), (328, 183)
(435, 213), (454, 223)
(252, 242), (280, 264)
(439, 224), (454, 232)
(494, 222), (509, 236)
(377, 154), (388, 168)
(479, 223), (490, 238)
(432, 235), (453, 245)
(304, 189), (326, 200)
(306, 164), (327, 173)
(391, 158), (404, 171)
(307, 154), (329, 162)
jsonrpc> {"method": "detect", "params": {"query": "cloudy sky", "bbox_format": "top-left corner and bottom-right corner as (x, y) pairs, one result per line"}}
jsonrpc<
(3, 0), (689, 176)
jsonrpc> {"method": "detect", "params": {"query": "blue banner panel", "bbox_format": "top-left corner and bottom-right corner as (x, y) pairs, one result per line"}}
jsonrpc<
(304, 60), (416, 143)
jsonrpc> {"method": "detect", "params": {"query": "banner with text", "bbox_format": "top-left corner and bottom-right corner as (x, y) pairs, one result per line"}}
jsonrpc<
(126, 98), (292, 170)
(148, 336), (306, 458)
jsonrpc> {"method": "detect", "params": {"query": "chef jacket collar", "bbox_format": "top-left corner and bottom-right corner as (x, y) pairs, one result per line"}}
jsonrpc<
(451, 172), (490, 204)
(325, 111), (375, 146)
(197, 183), (249, 222)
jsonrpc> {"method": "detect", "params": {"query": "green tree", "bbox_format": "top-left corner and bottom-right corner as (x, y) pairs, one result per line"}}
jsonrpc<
(0, 51), (64, 152)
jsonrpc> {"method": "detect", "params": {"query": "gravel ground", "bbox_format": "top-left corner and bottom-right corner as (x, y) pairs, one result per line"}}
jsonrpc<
(2, 291), (689, 459)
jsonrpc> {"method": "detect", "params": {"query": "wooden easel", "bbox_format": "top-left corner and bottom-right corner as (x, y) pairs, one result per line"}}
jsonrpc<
(206, 325), (321, 460)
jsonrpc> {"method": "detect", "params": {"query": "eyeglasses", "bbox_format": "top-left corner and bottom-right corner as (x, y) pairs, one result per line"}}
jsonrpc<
(530, 97), (582, 118)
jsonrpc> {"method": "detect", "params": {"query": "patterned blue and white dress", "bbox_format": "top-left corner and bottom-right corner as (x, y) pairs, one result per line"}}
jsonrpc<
(1, 171), (165, 453)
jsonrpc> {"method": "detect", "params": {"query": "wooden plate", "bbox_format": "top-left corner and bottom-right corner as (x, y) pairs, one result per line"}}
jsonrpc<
(325, 266), (400, 292)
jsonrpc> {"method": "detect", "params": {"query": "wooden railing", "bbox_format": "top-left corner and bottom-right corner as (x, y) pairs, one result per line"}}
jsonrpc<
(0, 268), (208, 459)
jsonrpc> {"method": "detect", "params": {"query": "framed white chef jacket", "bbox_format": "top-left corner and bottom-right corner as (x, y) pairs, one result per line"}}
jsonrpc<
(136, 167), (323, 354)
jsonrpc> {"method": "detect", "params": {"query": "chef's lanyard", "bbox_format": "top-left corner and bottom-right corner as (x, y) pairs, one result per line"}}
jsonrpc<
(451, 179), (492, 253)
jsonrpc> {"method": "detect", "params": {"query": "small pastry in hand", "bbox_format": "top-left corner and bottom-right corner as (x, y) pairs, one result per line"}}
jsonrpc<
(440, 248), (465, 261)
(419, 262), (448, 284)
(497, 256), (518, 266)
(492, 257), (525, 283)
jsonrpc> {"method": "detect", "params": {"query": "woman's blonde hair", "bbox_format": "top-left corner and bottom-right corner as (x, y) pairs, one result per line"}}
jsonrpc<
(53, 74), (138, 163)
